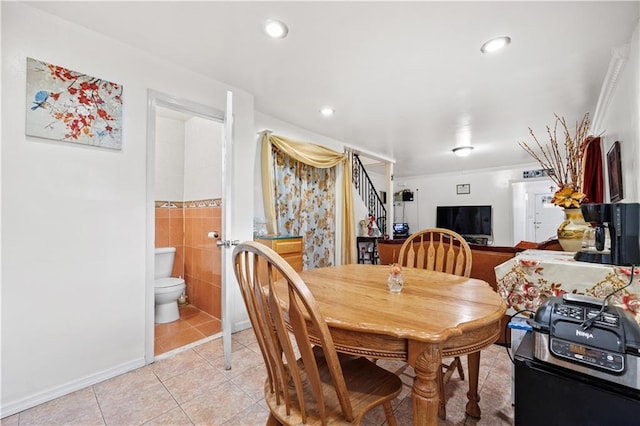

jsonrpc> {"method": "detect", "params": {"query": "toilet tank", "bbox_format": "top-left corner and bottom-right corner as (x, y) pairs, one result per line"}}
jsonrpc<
(154, 247), (176, 279)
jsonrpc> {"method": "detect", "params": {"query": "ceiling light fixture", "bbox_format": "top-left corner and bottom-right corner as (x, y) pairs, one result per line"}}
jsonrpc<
(452, 146), (474, 157)
(320, 107), (335, 116)
(480, 36), (511, 53)
(264, 19), (289, 39)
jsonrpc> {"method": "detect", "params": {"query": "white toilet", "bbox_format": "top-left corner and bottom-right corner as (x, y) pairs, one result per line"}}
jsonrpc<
(154, 247), (186, 324)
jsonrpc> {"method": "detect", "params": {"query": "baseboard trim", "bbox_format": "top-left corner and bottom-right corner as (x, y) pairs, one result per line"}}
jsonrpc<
(233, 319), (251, 332)
(1, 357), (145, 419)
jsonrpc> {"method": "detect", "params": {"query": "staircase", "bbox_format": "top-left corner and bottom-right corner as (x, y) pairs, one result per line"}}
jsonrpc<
(352, 154), (387, 234)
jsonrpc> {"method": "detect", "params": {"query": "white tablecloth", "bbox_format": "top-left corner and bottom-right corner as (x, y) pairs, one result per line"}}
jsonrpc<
(495, 249), (640, 323)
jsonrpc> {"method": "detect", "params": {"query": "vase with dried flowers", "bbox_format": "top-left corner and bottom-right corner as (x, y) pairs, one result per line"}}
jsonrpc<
(519, 113), (591, 251)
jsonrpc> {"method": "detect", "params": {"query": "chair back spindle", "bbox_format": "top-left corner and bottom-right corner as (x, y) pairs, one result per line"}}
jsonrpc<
(398, 228), (472, 277)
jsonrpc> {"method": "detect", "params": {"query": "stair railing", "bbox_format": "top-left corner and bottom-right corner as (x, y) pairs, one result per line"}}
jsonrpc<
(352, 153), (387, 234)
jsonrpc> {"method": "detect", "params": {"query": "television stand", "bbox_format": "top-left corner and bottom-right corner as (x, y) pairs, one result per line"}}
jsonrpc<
(463, 235), (489, 245)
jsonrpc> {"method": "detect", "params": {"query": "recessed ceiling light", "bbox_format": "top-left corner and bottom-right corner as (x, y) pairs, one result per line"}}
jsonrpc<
(264, 19), (288, 39)
(320, 107), (335, 116)
(480, 36), (511, 53)
(452, 146), (474, 157)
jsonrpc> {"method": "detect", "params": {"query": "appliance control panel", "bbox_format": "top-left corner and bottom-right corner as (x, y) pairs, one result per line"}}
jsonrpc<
(554, 304), (620, 327)
(550, 337), (624, 373)
(546, 299), (626, 373)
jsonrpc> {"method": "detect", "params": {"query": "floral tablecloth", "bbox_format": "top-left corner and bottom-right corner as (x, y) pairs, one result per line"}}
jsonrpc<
(495, 249), (640, 323)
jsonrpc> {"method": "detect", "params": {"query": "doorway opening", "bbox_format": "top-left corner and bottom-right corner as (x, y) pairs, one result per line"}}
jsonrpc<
(146, 92), (226, 361)
(511, 178), (564, 244)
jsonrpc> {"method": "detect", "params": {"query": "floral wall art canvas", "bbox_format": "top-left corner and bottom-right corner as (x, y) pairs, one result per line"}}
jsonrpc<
(25, 57), (123, 149)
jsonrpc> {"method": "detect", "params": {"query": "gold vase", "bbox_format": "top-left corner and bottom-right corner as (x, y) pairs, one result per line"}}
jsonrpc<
(557, 207), (588, 252)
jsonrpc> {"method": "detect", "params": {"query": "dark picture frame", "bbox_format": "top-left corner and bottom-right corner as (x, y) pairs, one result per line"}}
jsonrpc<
(607, 141), (623, 202)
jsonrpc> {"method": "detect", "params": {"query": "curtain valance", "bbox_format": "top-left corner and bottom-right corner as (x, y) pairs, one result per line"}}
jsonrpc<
(268, 135), (347, 168)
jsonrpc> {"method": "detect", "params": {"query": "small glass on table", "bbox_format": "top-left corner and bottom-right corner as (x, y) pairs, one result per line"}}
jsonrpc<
(388, 263), (404, 293)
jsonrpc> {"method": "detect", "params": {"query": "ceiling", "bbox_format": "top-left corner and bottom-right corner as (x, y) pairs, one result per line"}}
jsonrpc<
(28, 1), (639, 177)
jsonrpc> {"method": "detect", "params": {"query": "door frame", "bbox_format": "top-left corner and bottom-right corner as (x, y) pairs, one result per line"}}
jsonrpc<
(511, 177), (558, 245)
(145, 90), (225, 363)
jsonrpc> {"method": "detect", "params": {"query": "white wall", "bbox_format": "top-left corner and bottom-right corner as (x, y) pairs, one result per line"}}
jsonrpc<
(155, 117), (185, 201)
(155, 115), (223, 202)
(366, 170), (387, 193)
(395, 166), (532, 246)
(184, 116), (222, 201)
(1, 2), (254, 416)
(597, 21), (640, 203)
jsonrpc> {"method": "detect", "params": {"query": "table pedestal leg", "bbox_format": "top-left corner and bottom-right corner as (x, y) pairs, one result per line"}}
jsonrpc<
(465, 351), (481, 418)
(412, 344), (441, 426)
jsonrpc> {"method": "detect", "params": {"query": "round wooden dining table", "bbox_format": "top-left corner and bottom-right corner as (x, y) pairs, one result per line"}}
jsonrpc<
(284, 263), (507, 426)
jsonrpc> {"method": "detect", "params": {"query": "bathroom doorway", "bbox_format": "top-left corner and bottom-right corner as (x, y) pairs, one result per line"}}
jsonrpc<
(146, 91), (232, 361)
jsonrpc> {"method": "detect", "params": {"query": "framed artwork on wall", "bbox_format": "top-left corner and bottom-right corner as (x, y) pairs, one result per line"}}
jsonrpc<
(456, 183), (470, 195)
(607, 141), (623, 202)
(25, 57), (123, 149)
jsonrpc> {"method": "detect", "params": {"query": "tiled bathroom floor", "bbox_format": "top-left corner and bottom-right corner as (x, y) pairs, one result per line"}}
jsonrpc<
(154, 304), (222, 356)
(3, 328), (515, 425)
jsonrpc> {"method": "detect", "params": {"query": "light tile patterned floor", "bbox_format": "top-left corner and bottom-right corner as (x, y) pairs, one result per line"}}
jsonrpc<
(2, 329), (514, 425)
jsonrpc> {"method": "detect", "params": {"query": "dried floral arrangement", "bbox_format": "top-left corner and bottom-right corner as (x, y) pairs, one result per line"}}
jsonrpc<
(519, 113), (591, 208)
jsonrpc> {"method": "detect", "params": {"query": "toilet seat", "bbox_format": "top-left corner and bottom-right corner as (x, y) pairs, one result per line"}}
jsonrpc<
(155, 277), (185, 287)
(155, 277), (185, 294)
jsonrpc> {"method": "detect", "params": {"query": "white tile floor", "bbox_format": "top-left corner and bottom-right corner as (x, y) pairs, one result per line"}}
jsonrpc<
(2, 329), (514, 425)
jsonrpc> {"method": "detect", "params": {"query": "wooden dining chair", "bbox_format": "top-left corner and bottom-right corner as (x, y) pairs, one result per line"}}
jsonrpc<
(397, 227), (472, 419)
(233, 241), (402, 425)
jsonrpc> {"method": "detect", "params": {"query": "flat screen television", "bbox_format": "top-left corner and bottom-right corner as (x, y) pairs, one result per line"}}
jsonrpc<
(436, 205), (492, 237)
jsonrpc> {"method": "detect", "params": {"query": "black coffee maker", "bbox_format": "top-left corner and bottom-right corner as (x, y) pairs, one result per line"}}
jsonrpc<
(574, 202), (640, 266)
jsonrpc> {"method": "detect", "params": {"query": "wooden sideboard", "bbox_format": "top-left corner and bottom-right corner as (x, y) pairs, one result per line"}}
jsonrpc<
(255, 235), (303, 280)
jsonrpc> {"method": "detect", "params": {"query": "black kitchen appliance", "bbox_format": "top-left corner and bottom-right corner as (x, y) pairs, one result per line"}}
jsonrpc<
(515, 294), (640, 425)
(574, 203), (612, 264)
(516, 202), (640, 424)
(515, 330), (640, 426)
(528, 294), (640, 384)
(610, 202), (640, 266)
(575, 202), (640, 265)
